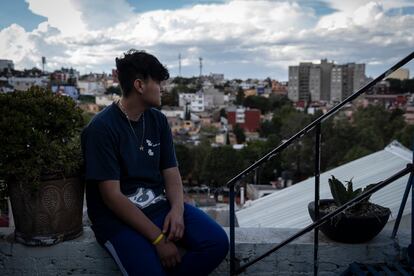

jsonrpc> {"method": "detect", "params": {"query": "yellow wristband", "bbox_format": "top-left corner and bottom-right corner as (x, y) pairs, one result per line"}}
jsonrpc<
(152, 233), (164, 245)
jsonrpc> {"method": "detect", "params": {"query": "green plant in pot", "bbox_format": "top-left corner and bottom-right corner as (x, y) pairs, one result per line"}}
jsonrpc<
(308, 176), (391, 243)
(0, 87), (86, 246)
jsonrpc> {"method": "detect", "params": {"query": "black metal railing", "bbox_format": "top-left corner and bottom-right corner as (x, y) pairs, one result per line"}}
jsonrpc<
(228, 51), (414, 275)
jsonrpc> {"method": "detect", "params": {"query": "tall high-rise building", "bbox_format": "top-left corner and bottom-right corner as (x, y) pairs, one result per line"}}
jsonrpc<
(288, 66), (299, 101)
(288, 59), (366, 102)
(288, 62), (317, 101)
(309, 66), (321, 101)
(331, 63), (366, 102)
(320, 59), (333, 101)
(0, 59), (14, 71)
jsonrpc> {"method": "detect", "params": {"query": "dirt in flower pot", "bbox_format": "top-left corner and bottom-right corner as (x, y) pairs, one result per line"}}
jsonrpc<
(308, 199), (391, 243)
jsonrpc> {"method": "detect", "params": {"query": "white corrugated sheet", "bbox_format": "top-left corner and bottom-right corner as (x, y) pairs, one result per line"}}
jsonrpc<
(236, 140), (413, 228)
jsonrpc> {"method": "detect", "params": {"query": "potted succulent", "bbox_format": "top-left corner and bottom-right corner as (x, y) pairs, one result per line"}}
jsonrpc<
(308, 176), (391, 243)
(0, 87), (85, 246)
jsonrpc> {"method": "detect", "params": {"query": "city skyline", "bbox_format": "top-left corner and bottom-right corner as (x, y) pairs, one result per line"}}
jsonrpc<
(0, 0), (413, 80)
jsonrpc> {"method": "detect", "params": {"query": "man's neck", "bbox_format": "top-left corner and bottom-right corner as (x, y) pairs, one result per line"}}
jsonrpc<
(119, 95), (146, 122)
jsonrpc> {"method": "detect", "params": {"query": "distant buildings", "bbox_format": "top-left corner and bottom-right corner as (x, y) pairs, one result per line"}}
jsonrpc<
(178, 87), (226, 112)
(51, 68), (79, 84)
(288, 59), (367, 102)
(77, 73), (112, 95)
(96, 94), (119, 106)
(227, 106), (261, 132)
(179, 92), (205, 112)
(51, 85), (79, 100)
(271, 80), (288, 95)
(385, 68), (410, 81)
(209, 73), (225, 84)
(7, 76), (48, 91)
(78, 80), (106, 95)
(0, 59), (14, 71)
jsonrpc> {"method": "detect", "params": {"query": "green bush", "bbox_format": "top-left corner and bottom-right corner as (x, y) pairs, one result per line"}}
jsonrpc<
(0, 87), (85, 190)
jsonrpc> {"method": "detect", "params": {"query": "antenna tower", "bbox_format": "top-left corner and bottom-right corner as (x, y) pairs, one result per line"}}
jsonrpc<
(178, 53), (182, 76)
(199, 57), (203, 77)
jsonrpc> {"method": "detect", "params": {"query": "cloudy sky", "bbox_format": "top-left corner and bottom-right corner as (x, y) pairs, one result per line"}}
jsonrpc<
(0, 0), (413, 80)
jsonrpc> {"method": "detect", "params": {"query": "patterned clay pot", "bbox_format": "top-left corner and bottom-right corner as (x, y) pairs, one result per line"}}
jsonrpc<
(8, 175), (84, 246)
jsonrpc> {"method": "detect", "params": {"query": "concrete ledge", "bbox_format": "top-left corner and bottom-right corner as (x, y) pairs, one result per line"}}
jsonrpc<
(0, 227), (409, 275)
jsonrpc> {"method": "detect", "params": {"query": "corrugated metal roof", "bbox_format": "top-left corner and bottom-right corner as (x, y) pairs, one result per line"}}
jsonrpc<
(236, 140), (413, 228)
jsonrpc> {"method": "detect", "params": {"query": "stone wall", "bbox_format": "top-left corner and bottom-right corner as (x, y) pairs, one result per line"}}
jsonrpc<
(0, 227), (409, 275)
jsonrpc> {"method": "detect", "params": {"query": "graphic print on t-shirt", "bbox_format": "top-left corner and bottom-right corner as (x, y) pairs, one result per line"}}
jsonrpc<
(145, 139), (160, 157)
(127, 187), (165, 209)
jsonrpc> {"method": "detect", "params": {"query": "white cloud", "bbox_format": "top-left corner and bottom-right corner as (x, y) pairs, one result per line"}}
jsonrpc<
(1, 0), (413, 79)
(26, 0), (87, 36)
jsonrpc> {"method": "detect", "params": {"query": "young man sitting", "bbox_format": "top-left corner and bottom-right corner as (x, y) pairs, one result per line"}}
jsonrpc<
(81, 49), (229, 275)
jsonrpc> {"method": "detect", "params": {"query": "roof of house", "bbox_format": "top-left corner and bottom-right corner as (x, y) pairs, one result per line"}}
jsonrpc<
(236, 140), (413, 228)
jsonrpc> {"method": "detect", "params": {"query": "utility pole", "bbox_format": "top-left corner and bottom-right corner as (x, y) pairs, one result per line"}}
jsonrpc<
(41, 56), (46, 73)
(199, 57), (203, 77)
(178, 53), (182, 77)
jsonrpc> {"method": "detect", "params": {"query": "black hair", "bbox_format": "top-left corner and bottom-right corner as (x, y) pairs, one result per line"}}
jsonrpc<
(115, 49), (169, 97)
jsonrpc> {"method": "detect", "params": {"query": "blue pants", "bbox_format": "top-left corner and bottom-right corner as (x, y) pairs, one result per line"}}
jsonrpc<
(102, 203), (229, 276)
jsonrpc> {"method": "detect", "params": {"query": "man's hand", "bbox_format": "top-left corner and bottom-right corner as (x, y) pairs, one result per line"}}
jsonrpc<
(155, 238), (181, 268)
(162, 206), (184, 241)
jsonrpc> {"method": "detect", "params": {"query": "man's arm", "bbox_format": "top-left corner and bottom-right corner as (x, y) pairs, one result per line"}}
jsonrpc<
(99, 180), (181, 267)
(162, 167), (185, 241)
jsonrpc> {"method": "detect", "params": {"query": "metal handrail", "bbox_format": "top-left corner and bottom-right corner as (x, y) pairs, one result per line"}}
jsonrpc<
(236, 164), (413, 274)
(228, 51), (414, 275)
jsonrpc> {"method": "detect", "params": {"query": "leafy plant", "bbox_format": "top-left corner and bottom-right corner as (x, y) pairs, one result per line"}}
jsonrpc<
(0, 87), (85, 190)
(328, 175), (377, 211)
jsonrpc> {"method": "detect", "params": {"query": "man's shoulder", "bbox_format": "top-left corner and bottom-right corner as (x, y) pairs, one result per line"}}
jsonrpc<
(147, 108), (168, 125)
(148, 107), (166, 119)
(84, 105), (116, 133)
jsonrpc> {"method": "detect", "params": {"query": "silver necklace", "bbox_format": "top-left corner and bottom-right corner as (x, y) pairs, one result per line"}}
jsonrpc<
(117, 99), (145, 151)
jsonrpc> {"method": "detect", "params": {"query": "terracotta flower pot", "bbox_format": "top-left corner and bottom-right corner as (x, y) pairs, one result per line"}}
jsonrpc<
(308, 199), (391, 243)
(8, 175), (84, 246)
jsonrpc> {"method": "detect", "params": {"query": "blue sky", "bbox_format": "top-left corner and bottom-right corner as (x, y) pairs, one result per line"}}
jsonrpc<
(0, 0), (226, 31)
(0, 0), (337, 31)
(0, 0), (413, 79)
(0, 0), (45, 31)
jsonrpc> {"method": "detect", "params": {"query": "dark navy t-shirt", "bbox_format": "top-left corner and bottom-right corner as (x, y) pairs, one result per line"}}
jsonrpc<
(81, 102), (178, 243)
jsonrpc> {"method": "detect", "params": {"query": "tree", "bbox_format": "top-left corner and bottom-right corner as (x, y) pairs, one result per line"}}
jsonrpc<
(243, 95), (271, 114)
(161, 88), (178, 106)
(269, 94), (292, 111)
(233, 124), (246, 144)
(279, 109), (312, 139)
(259, 120), (276, 138)
(260, 134), (283, 184)
(320, 116), (355, 170)
(343, 146), (371, 163)
(352, 105), (405, 150)
(105, 86), (121, 96)
(174, 144), (193, 182)
(201, 146), (243, 187)
(235, 87), (245, 105)
(191, 141), (211, 185)
(396, 124), (414, 148)
(219, 108), (227, 119)
(402, 79), (414, 93)
(386, 78), (402, 93)
(320, 105), (408, 172)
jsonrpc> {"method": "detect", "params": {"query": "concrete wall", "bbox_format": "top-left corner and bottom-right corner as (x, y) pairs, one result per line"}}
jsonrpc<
(0, 227), (410, 275)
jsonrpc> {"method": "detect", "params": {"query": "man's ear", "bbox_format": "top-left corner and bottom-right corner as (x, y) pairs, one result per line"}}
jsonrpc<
(133, 79), (145, 95)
